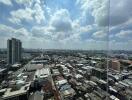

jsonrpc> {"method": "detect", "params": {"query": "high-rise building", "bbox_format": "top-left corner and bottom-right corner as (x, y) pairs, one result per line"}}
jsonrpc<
(7, 38), (22, 65)
(108, 59), (121, 71)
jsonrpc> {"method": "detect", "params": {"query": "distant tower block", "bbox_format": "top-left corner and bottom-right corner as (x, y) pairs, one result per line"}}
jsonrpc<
(7, 38), (22, 65)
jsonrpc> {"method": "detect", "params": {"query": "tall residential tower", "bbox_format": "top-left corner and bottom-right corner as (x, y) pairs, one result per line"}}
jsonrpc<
(7, 38), (22, 65)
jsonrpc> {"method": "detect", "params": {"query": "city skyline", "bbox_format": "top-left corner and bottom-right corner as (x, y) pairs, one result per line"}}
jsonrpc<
(0, 0), (132, 50)
(0, 1), (132, 100)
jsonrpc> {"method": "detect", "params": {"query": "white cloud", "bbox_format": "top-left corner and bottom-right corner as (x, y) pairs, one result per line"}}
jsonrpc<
(115, 30), (132, 39)
(14, 28), (31, 36)
(50, 9), (72, 32)
(9, 0), (45, 24)
(92, 31), (107, 38)
(77, 0), (108, 27)
(110, 0), (132, 26)
(9, 8), (34, 24)
(30, 8), (94, 41)
(1, 0), (131, 50)
(31, 26), (53, 39)
(0, 24), (30, 37)
(0, 0), (12, 6)
(77, 0), (132, 27)
(33, 2), (45, 24)
(0, 24), (14, 36)
(15, 0), (32, 5)
(78, 25), (93, 34)
(45, 9), (94, 41)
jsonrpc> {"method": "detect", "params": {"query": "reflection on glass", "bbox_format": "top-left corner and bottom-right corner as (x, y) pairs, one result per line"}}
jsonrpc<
(0, 0), (132, 100)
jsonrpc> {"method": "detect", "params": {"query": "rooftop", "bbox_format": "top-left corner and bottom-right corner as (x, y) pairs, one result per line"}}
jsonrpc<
(34, 68), (50, 79)
(1, 82), (30, 99)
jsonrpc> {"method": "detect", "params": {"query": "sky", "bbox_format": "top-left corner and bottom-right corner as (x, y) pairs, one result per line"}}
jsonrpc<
(0, 0), (132, 50)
